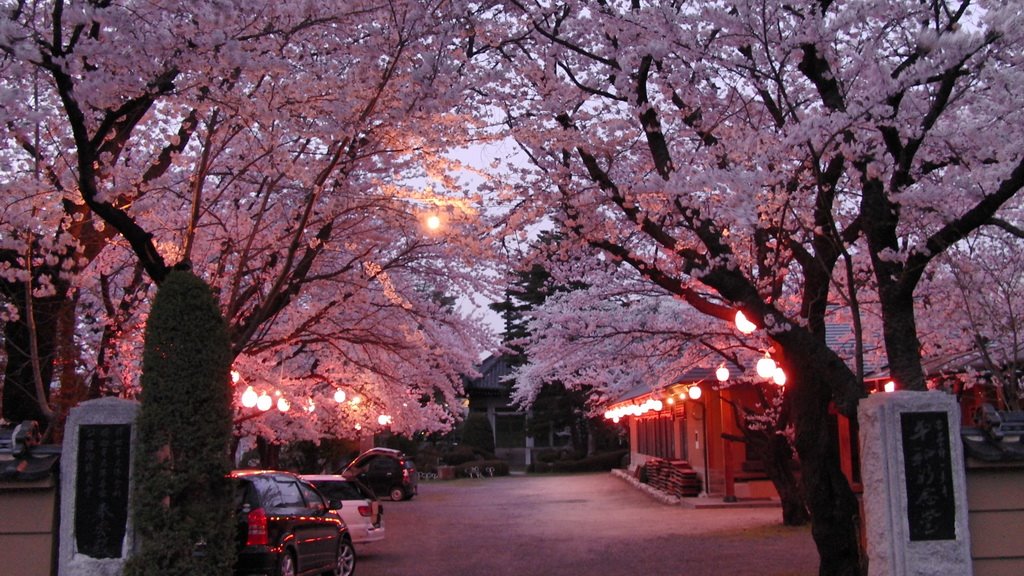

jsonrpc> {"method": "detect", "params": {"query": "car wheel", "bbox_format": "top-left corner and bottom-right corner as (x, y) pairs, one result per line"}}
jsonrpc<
(278, 550), (297, 576)
(389, 486), (405, 501)
(327, 537), (356, 576)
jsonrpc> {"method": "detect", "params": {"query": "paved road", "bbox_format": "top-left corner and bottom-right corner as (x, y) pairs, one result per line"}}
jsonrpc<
(354, 472), (817, 576)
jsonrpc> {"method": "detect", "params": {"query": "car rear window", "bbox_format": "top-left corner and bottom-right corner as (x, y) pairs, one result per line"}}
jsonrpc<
(369, 458), (393, 472)
(249, 476), (305, 510)
(298, 480), (326, 513)
(234, 480), (259, 510)
(313, 481), (365, 501)
(275, 480), (306, 508)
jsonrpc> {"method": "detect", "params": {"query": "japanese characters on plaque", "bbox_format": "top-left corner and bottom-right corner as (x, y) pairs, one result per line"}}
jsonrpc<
(74, 423), (132, 558)
(899, 411), (956, 541)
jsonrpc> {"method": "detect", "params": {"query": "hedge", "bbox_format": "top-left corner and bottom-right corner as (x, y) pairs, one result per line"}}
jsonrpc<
(530, 449), (629, 473)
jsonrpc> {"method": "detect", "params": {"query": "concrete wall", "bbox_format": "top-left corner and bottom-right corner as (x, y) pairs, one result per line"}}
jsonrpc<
(967, 464), (1024, 576)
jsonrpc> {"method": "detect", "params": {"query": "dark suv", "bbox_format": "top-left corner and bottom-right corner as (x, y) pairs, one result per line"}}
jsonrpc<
(341, 447), (418, 502)
(231, 470), (356, 576)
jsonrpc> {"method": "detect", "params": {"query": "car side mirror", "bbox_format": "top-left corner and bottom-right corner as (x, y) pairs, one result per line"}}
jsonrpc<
(328, 499), (343, 510)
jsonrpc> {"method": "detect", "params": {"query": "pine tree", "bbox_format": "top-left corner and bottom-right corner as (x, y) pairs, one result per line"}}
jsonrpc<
(494, 235), (597, 455)
(125, 269), (235, 575)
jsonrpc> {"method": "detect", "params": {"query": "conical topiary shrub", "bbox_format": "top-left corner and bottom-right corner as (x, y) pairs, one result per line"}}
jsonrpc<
(125, 269), (235, 575)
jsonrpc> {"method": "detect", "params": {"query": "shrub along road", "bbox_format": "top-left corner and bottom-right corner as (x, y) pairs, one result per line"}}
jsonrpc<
(355, 471), (817, 576)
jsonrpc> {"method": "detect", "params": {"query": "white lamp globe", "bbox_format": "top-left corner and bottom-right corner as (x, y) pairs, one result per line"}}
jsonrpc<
(715, 365), (730, 382)
(735, 310), (757, 334)
(756, 356), (777, 379)
(241, 386), (258, 408)
(256, 393), (273, 412)
(772, 367), (787, 386)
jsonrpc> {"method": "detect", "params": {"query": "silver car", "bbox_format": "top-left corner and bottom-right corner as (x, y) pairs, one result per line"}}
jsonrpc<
(302, 474), (385, 546)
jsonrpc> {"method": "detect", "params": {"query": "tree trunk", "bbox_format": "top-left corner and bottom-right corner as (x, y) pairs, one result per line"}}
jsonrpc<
(729, 395), (810, 526)
(760, 431), (810, 526)
(257, 436), (281, 469)
(879, 289), (927, 391)
(1, 289), (62, 426)
(50, 292), (89, 443)
(788, 349), (865, 576)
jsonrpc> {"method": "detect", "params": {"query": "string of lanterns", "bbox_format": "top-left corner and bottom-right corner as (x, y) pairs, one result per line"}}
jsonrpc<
(603, 308), (789, 422)
(736, 310), (787, 386)
(233, 370), (390, 428)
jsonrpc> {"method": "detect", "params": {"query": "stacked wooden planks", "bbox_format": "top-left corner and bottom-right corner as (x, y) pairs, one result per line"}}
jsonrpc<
(644, 458), (702, 497)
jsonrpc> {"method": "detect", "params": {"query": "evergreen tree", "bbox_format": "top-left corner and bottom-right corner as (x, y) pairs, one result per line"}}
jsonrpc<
(126, 269), (235, 575)
(460, 411), (496, 455)
(491, 263), (552, 364)
(493, 235), (596, 455)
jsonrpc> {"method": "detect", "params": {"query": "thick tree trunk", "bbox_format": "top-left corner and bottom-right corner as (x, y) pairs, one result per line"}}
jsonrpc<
(797, 419), (863, 576)
(879, 289), (926, 391)
(787, 346), (865, 576)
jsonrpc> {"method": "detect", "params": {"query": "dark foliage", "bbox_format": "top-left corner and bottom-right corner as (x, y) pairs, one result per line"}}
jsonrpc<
(125, 270), (235, 575)
(529, 449), (629, 473)
(459, 412), (496, 454)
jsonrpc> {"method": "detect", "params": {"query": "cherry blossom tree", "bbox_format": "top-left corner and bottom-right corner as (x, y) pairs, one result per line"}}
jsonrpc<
(0, 0), (498, 443)
(917, 231), (1024, 408)
(467, 1), (1024, 573)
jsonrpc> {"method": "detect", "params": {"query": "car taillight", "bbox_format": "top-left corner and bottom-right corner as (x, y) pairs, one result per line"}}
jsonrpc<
(246, 507), (269, 546)
(402, 464), (410, 481)
(357, 505), (372, 517)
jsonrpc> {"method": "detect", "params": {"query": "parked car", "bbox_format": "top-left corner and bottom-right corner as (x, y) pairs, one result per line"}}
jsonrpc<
(340, 447), (418, 501)
(302, 475), (385, 546)
(230, 469), (356, 576)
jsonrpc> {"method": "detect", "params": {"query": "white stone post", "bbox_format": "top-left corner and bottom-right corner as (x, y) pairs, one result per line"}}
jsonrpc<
(858, 391), (972, 576)
(59, 397), (140, 576)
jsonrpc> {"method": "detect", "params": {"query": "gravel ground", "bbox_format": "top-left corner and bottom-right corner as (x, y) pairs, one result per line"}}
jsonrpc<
(355, 471), (818, 576)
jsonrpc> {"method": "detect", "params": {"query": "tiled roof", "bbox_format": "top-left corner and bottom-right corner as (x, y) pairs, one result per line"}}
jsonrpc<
(464, 354), (515, 393)
(609, 365), (735, 407)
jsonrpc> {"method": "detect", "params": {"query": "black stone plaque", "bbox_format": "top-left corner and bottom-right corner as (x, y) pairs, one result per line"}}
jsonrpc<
(900, 411), (956, 541)
(75, 423), (132, 558)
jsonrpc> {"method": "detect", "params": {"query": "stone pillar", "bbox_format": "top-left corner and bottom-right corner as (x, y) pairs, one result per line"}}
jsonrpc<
(59, 397), (140, 576)
(858, 391), (972, 576)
